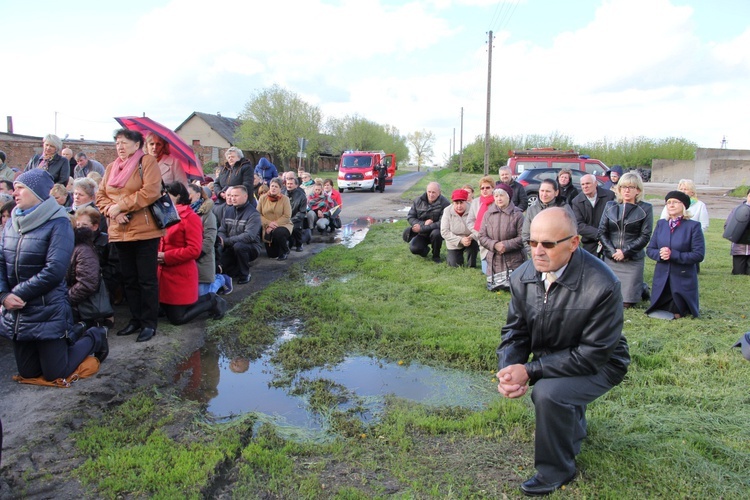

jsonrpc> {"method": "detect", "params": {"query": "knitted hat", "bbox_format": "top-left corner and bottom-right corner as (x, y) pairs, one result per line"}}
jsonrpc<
(14, 169), (54, 202)
(665, 190), (691, 210)
(451, 189), (468, 202)
(495, 182), (513, 199)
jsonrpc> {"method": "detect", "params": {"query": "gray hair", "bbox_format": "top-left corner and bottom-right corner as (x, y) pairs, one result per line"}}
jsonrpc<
(225, 147), (244, 159)
(73, 177), (98, 198)
(74, 152), (88, 160)
(44, 134), (63, 152)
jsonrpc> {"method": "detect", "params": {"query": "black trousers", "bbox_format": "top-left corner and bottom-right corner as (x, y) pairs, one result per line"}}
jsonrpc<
(264, 227), (291, 258)
(530, 365), (620, 483)
(446, 241), (479, 268)
(403, 227), (444, 258)
(732, 255), (750, 275)
(289, 221), (304, 248)
(115, 238), (160, 330)
(162, 294), (216, 326)
(13, 327), (106, 381)
(221, 242), (260, 278)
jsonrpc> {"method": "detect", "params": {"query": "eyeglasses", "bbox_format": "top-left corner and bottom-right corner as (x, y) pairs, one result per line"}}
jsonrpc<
(620, 185), (638, 191)
(480, 186), (493, 190)
(527, 235), (575, 249)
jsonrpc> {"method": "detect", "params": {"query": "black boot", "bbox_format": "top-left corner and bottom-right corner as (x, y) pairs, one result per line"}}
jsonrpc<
(210, 294), (228, 320)
(94, 327), (109, 363)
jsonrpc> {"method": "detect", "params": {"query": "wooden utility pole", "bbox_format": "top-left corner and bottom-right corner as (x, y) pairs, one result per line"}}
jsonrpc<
(459, 107), (464, 173)
(483, 31), (493, 175)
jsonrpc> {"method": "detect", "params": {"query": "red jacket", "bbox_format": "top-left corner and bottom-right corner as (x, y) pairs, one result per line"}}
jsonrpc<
(158, 204), (203, 305)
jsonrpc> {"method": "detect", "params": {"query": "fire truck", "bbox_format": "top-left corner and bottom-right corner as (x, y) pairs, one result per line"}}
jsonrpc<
(337, 150), (396, 193)
(507, 148), (609, 179)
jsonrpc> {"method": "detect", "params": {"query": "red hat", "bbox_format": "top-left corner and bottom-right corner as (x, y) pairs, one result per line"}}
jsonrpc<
(451, 189), (468, 202)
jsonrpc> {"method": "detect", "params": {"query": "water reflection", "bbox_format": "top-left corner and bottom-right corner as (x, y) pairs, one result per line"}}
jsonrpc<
(178, 335), (496, 433)
(335, 216), (399, 248)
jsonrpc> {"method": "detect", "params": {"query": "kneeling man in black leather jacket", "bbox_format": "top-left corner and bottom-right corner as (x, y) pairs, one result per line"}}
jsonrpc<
(496, 207), (630, 496)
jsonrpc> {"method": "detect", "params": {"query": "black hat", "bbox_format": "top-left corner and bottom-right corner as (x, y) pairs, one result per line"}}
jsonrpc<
(665, 190), (691, 210)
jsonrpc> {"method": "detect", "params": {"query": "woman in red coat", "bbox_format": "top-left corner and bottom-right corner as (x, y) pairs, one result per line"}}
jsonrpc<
(158, 182), (227, 325)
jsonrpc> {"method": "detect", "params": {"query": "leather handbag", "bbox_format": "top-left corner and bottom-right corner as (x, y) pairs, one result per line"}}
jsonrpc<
(77, 276), (114, 321)
(149, 188), (181, 229)
(487, 268), (512, 292)
(138, 161), (181, 229)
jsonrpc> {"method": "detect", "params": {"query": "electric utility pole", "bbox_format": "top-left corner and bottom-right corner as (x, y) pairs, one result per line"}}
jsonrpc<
(483, 31), (493, 175)
(459, 107), (464, 173)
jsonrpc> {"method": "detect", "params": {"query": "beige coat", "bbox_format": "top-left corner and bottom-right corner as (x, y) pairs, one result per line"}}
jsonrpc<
(258, 193), (293, 241)
(96, 154), (164, 242)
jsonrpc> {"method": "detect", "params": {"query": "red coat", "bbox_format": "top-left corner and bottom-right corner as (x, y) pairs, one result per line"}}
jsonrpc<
(158, 204), (203, 305)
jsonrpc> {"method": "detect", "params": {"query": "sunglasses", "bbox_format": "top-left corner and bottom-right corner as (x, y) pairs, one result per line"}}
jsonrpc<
(527, 234), (575, 249)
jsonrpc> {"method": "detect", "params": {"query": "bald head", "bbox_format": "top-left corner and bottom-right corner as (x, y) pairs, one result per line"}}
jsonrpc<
(529, 208), (579, 272)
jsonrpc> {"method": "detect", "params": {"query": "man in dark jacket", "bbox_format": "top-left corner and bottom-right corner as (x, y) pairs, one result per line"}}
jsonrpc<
(496, 208), (630, 496)
(571, 174), (615, 255)
(0, 169), (108, 381)
(403, 182), (451, 262)
(285, 175), (308, 251)
(498, 166), (528, 212)
(217, 186), (262, 284)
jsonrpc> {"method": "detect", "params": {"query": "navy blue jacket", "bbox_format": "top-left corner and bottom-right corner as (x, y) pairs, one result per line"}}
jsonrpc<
(254, 158), (278, 186)
(0, 205), (74, 341)
(646, 218), (704, 317)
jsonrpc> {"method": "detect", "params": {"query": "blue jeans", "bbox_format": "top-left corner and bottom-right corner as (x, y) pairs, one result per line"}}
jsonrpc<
(199, 274), (228, 296)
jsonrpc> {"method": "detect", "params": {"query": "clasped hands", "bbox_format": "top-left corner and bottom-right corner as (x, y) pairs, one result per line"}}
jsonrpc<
(496, 364), (530, 399)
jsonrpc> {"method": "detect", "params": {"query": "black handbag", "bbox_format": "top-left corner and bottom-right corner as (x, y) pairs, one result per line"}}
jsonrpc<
(139, 161), (181, 229)
(149, 188), (181, 229)
(77, 276), (114, 321)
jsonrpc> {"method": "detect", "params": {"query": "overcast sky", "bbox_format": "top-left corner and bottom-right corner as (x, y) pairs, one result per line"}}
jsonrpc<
(2, 0), (748, 161)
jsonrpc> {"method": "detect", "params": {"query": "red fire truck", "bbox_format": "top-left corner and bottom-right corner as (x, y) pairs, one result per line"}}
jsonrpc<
(337, 150), (396, 193)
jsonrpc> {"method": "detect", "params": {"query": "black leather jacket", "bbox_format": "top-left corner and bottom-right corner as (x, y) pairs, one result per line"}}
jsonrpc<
(598, 200), (653, 261)
(497, 248), (630, 385)
(407, 193), (451, 234)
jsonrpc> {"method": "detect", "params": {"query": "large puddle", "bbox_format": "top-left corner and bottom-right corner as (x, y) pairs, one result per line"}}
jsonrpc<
(176, 320), (497, 435)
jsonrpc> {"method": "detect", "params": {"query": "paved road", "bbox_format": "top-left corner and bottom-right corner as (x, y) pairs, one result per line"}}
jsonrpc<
(337, 171), (425, 223)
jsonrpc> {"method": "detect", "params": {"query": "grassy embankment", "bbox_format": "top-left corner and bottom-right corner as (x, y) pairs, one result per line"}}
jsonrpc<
(72, 171), (750, 498)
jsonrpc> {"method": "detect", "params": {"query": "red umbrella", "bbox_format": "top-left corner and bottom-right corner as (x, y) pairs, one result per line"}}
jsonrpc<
(115, 116), (204, 180)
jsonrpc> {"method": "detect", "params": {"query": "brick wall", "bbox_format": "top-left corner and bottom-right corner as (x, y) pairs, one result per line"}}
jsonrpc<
(0, 135), (116, 170)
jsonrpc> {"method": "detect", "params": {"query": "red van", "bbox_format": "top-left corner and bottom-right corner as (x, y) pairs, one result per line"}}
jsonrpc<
(507, 148), (609, 180)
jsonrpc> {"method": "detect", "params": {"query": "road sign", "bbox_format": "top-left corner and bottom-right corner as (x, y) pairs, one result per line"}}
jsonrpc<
(297, 152), (307, 158)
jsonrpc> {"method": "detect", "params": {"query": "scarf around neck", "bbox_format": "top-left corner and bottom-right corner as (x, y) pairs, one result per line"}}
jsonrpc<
(108, 150), (145, 188)
(474, 194), (494, 231)
(12, 197), (70, 234)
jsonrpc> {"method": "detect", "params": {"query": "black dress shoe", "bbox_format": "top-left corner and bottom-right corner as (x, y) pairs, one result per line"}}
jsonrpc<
(136, 327), (156, 343)
(116, 323), (141, 336)
(520, 472), (576, 496)
(237, 274), (251, 285)
(294, 245), (303, 252)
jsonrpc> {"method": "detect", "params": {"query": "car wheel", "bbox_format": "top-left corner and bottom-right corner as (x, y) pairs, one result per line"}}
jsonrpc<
(338, 187), (344, 193)
(527, 193), (538, 206)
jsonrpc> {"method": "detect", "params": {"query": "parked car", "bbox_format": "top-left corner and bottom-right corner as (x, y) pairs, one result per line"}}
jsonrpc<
(516, 167), (602, 206)
(507, 148), (609, 179)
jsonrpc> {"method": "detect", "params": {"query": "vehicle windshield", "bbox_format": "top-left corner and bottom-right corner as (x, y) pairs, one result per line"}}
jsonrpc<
(342, 156), (373, 167)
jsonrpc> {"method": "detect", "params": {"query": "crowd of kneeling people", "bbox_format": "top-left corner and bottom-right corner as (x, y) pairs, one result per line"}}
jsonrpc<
(402, 165), (750, 321)
(0, 131), (342, 382)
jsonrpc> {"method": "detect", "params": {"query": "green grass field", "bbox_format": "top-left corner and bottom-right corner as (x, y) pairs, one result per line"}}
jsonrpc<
(72, 172), (750, 498)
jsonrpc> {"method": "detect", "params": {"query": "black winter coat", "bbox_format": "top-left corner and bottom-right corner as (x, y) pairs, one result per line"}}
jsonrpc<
(407, 193), (451, 234)
(217, 201), (263, 255)
(214, 158), (255, 205)
(571, 187), (615, 254)
(25, 154), (71, 185)
(288, 187), (308, 226)
(497, 248), (630, 385)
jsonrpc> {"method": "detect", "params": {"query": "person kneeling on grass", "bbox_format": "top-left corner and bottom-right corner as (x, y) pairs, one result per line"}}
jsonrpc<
(0, 170), (108, 381)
